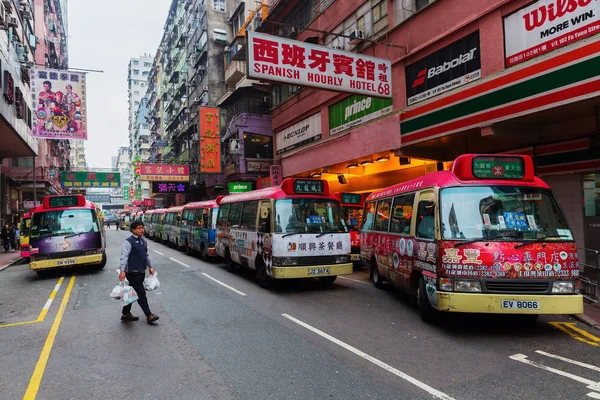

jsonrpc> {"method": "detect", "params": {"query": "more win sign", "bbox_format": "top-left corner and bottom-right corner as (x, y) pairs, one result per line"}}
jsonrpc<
(248, 32), (392, 98)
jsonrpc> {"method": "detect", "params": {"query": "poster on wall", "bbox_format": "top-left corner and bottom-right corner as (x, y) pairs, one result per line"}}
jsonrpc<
(30, 68), (87, 139)
(504, 0), (600, 67)
(275, 113), (321, 155)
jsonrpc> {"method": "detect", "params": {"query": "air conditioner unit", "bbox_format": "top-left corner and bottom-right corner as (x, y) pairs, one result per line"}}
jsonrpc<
(8, 16), (18, 27)
(348, 29), (364, 45)
(201, 24), (207, 31)
(193, 97), (200, 104)
(202, 86), (209, 92)
(224, 46), (230, 52)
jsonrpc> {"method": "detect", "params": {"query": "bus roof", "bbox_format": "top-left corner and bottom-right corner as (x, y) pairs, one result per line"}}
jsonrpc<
(145, 209), (156, 214)
(166, 206), (184, 212)
(183, 200), (218, 209)
(153, 208), (168, 214)
(33, 195), (96, 212)
(366, 154), (548, 202)
(218, 178), (338, 204)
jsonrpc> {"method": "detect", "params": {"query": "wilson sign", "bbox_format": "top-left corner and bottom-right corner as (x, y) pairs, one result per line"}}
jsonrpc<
(504, 0), (599, 66)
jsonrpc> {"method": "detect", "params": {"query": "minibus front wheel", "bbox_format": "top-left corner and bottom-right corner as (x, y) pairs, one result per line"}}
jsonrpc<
(370, 258), (384, 289)
(418, 277), (439, 323)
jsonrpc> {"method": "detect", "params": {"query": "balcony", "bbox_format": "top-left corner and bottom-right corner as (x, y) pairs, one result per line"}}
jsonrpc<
(225, 60), (246, 86)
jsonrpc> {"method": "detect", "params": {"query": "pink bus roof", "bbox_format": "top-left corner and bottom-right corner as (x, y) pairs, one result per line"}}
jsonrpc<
(218, 178), (338, 204)
(166, 206), (184, 213)
(183, 200), (218, 209)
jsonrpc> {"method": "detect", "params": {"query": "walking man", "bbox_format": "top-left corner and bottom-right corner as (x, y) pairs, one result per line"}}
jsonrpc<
(119, 220), (159, 324)
(1, 223), (10, 253)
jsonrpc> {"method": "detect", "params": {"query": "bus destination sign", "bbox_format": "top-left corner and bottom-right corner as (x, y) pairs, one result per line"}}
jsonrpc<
(294, 180), (325, 194)
(472, 157), (524, 179)
(48, 196), (80, 208)
(341, 193), (362, 204)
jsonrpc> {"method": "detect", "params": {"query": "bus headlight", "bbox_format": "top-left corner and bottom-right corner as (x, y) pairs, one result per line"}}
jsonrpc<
(552, 280), (575, 293)
(439, 278), (453, 291)
(273, 257), (298, 266)
(454, 279), (482, 292)
(335, 255), (350, 264)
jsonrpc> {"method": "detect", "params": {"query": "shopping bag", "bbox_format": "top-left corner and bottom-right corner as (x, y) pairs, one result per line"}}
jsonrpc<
(110, 282), (125, 299)
(143, 272), (160, 291)
(120, 285), (139, 306)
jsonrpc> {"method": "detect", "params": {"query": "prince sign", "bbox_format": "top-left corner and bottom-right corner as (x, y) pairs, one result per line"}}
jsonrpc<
(247, 32), (392, 98)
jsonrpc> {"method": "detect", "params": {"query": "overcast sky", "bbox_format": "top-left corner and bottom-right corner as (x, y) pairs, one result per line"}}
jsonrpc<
(68, 0), (170, 168)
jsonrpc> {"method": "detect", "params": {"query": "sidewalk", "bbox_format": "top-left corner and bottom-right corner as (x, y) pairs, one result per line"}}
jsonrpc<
(0, 251), (22, 271)
(574, 302), (600, 330)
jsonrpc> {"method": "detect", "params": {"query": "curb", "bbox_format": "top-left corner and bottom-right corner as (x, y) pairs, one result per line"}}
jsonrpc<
(572, 313), (600, 331)
(0, 257), (23, 272)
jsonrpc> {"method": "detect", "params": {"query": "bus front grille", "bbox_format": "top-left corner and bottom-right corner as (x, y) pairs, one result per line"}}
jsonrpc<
(484, 279), (550, 294)
(298, 256), (335, 266)
(49, 250), (84, 259)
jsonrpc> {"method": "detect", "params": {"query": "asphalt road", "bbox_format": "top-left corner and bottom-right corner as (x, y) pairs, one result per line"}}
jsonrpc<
(1, 230), (599, 400)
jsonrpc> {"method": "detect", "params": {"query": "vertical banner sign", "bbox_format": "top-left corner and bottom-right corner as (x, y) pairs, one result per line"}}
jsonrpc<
(270, 165), (282, 186)
(200, 106), (221, 173)
(31, 68), (87, 139)
(123, 186), (130, 201)
(247, 32), (392, 98)
(503, 0), (600, 67)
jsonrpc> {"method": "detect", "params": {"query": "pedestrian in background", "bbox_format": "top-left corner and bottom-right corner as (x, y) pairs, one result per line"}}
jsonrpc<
(119, 220), (159, 324)
(9, 224), (17, 252)
(13, 224), (20, 251)
(1, 223), (10, 253)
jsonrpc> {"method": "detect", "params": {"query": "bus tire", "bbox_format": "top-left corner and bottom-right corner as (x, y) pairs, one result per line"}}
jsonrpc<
(185, 241), (192, 255)
(255, 259), (273, 289)
(200, 246), (208, 262)
(418, 277), (438, 323)
(225, 250), (236, 273)
(319, 276), (336, 287)
(371, 259), (384, 289)
(98, 252), (107, 269)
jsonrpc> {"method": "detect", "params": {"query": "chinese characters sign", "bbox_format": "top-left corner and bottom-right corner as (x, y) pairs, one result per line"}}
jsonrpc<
(151, 181), (189, 193)
(60, 171), (121, 188)
(270, 165), (282, 186)
(472, 157), (524, 179)
(293, 179), (324, 194)
(123, 186), (130, 201)
(248, 32), (392, 98)
(504, 0), (600, 67)
(200, 106), (221, 173)
(139, 164), (189, 182)
(31, 68), (87, 139)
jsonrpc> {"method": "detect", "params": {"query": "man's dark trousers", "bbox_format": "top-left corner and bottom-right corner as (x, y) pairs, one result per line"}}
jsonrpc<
(122, 272), (151, 316)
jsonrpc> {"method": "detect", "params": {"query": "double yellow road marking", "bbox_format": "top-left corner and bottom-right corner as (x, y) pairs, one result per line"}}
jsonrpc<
(0, 277), (66, 328)
(549, 321), (600, 347)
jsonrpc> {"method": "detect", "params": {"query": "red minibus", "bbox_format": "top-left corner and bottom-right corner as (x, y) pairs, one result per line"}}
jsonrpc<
(335, 192), (364, 268)
(361, 154), (583, 322)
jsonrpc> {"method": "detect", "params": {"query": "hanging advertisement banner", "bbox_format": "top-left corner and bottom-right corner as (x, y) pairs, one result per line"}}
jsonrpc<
(139, 164), (189, 181)
(123, 186), (130, 201)
(200, 106), (222, 173)
(86, 194), (111, 203)
(329, 95), (393, 135)
(247, 32), (392, 98)
(275, 113), (321, 155)
(405, 31), (481, 106)
(504, 0), (600, 67)
(60, 171), (121, 188)
(31, 68), (87, 139)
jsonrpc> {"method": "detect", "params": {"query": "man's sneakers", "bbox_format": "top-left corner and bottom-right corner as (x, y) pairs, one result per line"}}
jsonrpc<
(147, 314), (159, 324)
(121, 313), (139, 322)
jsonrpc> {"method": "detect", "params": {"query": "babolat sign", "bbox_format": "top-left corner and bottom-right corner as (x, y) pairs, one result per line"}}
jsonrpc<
(405, 31), (481, 106)
(329, 95), (393, 135)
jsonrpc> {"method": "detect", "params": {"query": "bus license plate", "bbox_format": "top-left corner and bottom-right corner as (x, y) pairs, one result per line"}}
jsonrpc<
(56, 259), (77, 266)
(308, 268), (330, 275)
(350, 254), (360, 261)
(501, 300), (540, 310)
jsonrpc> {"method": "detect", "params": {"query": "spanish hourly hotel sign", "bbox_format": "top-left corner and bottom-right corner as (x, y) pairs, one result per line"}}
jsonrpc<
(247, 31), (392, 98)
(504, 0), (600, 67)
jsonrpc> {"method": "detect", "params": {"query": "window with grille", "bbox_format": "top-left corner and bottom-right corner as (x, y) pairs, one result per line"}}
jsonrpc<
(372, 1), (388, 34)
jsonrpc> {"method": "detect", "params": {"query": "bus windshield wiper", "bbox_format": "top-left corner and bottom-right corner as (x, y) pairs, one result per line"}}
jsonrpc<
(514, 235), (570, 249)
(455, 234), (521, 247)
(64, 232), (85, 239)
(281, 232), (303, 238)
(316, 230), (342, 238)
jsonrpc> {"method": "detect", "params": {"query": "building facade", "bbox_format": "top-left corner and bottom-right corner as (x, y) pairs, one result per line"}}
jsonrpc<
(0, 0), (69, 224)
(257, 0), (600, 254)
(69, 139), (86, 169)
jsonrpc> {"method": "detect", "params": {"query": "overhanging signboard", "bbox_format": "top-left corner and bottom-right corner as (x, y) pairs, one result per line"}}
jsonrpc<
(276, 113), (321, 155)
(139, 164), (189, 182)
(86, 194), (111, 203)
(329, 95), (393, 135)
(405, 31), (481, 106)
(504, 0), (600, 67)
(60, 171), (121, 188)
(151, 181), (189, 193)
(247, 31), (392, 98)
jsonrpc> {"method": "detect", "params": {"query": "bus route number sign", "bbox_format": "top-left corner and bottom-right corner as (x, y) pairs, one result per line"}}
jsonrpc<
(48, 196), (79, 208)
(341, 193), (361, 204)
(294, 180), (324, 194)
(472, 157), (524, 179)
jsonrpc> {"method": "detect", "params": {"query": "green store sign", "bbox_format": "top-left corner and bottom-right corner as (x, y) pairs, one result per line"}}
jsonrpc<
(228, 182), (252, 193)
(329, 95), (393, 135)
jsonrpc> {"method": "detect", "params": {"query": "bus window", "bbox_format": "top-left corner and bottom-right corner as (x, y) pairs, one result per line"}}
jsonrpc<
(362, 202), (375, 230)
(228, 203), (243, 228)
(416, 200), (435, 240)
(390, 194), (415, 234)
(374, 199), (391, 232)
(31, 209), (99, 238)
(258, 201), (271, 233)
(217, 203), (230, 228)
(210, 208), (218, 229)
(240, 201), (258, 230)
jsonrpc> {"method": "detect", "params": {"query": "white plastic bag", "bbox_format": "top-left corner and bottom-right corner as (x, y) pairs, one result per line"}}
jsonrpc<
(110, 282), (125, 300)
(120, 285), (139, 306)
(144, 272), (160, 291)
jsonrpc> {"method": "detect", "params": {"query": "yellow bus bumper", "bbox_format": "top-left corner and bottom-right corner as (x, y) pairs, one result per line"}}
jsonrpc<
(271, 263), (353, 279)
(436, 292), (584, 314)
(30, 254), (104, 271)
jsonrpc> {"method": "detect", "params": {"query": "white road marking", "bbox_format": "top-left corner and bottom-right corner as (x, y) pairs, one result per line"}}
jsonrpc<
(510, 353), (597, 386)
(201, 273), (247, 296)
(587, 392), (600, 399)
(338, 276), (371, 285)
(169, 257), (190, 268)
(282, 313), (455, 400)
(535, 350), (600, 373)
(153, 250), (164, 256)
